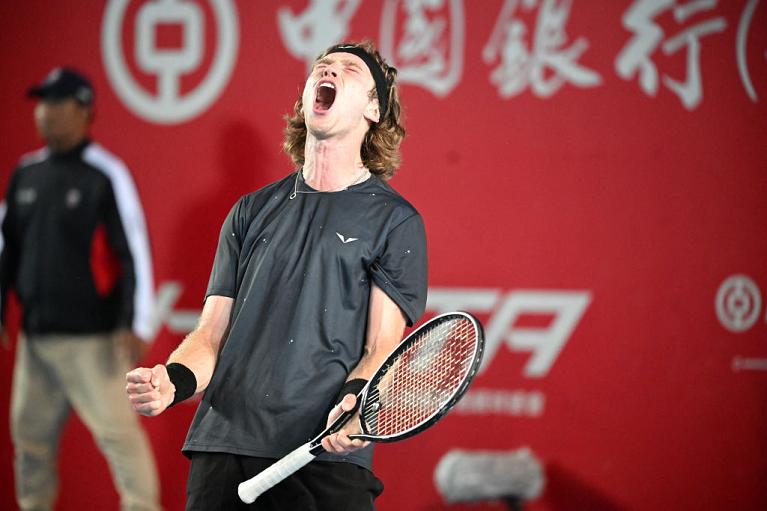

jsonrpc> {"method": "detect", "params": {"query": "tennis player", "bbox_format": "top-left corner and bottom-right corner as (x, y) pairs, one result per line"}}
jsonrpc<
(126, 40), (427, 510)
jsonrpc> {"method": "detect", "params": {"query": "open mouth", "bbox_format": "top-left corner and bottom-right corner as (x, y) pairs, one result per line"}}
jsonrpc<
(315, 82), (336, 111)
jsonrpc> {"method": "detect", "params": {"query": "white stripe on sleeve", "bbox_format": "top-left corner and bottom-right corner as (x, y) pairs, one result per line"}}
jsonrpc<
(84, 143), (155, 340)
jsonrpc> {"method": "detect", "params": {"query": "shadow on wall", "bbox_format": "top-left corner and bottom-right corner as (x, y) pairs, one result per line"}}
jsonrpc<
(540, 462), (629, 511)
(171, 120), (269, 302)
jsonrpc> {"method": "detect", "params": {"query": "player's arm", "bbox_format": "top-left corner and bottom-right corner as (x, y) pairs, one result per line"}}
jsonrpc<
(126, 295), (233, 416)
(322, 283), (406, 453)
(348, 283), (407, 381)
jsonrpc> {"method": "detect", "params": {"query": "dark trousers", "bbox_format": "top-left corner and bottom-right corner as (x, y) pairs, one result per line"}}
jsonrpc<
(186, 452), (384, 511)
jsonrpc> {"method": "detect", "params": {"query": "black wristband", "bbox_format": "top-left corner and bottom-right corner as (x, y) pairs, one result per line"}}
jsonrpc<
(167, 363), (197, 408)
(335, 378), (368, 405)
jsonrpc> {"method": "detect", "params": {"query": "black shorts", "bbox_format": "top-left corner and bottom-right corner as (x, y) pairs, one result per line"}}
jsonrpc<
(186, 452), (384, 511)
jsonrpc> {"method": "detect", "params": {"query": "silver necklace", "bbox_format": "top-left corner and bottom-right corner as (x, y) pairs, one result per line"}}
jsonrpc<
(289, 168), (370, 200)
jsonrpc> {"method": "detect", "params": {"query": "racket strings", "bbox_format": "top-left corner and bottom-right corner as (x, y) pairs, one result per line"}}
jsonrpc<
(363, 318), (478, 436)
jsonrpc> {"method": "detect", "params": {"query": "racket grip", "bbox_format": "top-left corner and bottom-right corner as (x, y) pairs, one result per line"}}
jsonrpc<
(237, 443), (315, 503)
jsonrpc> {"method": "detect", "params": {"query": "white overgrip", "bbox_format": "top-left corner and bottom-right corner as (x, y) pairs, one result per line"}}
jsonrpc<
(237, 443), (315, 503)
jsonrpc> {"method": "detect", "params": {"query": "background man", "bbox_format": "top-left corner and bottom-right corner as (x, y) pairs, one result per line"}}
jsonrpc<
(1, 67), (160, 511)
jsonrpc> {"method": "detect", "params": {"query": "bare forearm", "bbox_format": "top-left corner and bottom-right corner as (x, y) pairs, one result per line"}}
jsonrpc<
(126, 295), (232, 415)
(347, 334), (399, 380)
(167, 329), (220, 393)
(347, 284), (406, 382)
(322, 285), (406, 454)
(167, 295), (232, 393)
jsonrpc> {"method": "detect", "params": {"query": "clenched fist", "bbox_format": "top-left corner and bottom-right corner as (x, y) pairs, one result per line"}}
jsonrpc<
(126, 364), (175, 416)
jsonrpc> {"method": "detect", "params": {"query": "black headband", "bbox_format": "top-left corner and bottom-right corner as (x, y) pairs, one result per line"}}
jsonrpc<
(326, 45), (389, 120)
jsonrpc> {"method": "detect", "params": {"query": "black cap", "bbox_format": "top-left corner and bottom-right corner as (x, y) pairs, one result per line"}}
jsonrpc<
(27, 67), (94, 105)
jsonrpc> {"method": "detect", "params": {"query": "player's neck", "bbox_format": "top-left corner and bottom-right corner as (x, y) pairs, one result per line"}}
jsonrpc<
(303, 135), (366, 190)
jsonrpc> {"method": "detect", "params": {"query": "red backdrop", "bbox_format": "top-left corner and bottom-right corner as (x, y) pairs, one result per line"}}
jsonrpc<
(1, 1), (765, 510)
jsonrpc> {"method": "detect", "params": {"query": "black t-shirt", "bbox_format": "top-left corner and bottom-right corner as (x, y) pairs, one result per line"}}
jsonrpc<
(182, 171), (428, 469)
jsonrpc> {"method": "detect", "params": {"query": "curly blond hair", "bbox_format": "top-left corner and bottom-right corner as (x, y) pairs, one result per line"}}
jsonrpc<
(282, 40), (406, 180)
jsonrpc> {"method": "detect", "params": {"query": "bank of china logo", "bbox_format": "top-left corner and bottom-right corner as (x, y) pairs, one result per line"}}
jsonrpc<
(715, 274), (762, 333)
(101, 0), (239, 124)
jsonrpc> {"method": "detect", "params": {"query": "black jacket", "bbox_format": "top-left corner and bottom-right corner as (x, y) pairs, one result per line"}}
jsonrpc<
(0, 139), (154, 337)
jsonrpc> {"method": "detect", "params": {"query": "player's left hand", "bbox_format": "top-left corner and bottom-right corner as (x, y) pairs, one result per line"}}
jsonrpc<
(321, 393), (371, 454)
(114, 329), (149, 364)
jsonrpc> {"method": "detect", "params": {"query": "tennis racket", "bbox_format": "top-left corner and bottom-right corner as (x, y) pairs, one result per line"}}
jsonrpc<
(238, 311), (484, 504)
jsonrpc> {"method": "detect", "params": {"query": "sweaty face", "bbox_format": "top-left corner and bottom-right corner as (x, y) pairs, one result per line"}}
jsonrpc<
(302, 52), (379, 138)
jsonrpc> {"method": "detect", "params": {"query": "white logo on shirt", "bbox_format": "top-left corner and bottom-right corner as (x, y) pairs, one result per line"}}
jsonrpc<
(65, 188), (82, 209)
(336, 232), (358, 244)
(17, 188), (37, 205)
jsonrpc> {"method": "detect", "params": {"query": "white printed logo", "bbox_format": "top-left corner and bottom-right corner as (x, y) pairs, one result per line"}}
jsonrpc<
(278, 0), (361, 71)
(16, 188), (37, 205)
(336, 232), (359, 244)
(65, 189), (82, 209)
(483, 0), (601, 99)
(148, 282), (590, 417)
(615, 0), (727, 110)
(150, 284), (590, 370)
(102, 0), (239, 124)
(716, 274), (762, 333)
(380, 0), (465, 97)
(426, 288), (591, 377)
